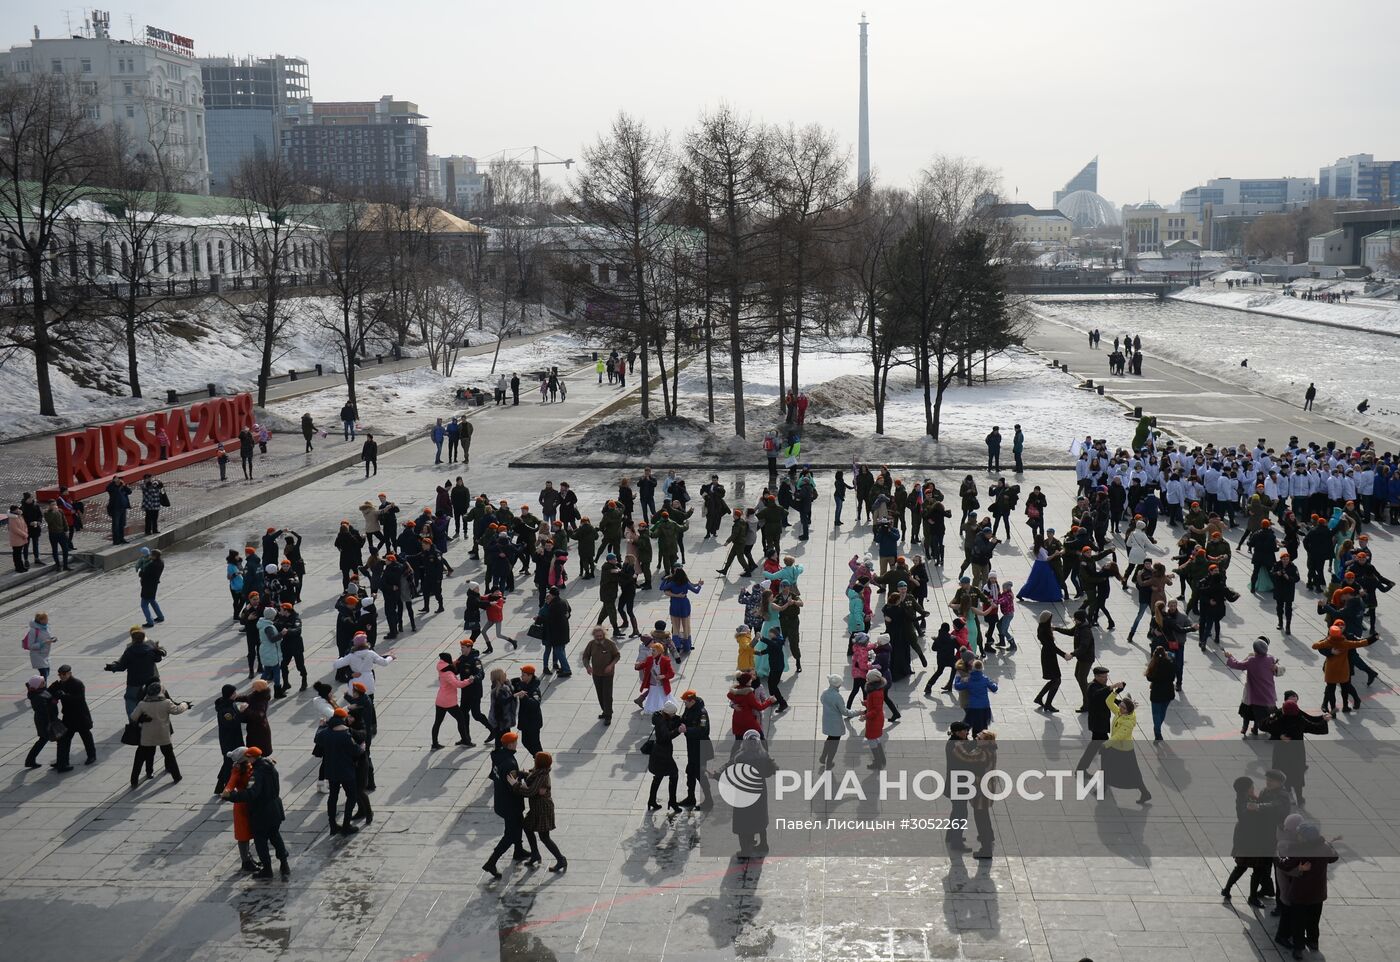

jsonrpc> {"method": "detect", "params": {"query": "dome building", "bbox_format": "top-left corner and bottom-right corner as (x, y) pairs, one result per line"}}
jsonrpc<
(1056, 190), (1120, 230)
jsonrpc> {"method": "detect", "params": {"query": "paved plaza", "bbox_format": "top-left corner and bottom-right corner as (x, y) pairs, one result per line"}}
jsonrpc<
(2, 353), (1399, 962)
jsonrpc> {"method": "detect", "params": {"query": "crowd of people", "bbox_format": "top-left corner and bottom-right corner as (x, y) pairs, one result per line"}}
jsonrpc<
(14, 375), (1392, 954)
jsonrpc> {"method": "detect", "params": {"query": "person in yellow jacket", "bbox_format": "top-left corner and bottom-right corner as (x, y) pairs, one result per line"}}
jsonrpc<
(734, 625), (755, 672)
(1102, 686), (1152, 804)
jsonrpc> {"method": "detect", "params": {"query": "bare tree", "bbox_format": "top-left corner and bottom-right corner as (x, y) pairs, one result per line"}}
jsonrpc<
(226, 148), (315, 406)
(842, 186), (909, 433)
(93, 125), (180, 398)
(309, 196), (389, 409)
(883, 157), (1014, 439)
(485, 160), (552, 330)
(763, 123), (853, 395)
(0, 75), (105, 416)
(413, 271), (478, 377)
(572, 111), (678, 418)
(683, 105), (770, 438)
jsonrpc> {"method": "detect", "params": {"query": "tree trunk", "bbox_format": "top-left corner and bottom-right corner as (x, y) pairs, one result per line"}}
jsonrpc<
(921, 340), (934, 438)
(124, 296), (142, 399)
(776, 322), (785, 403)
(639, 331), (651, 420)
(489, 333), (504, 375)
(875, 357), (888, 435)
(932, 362), (949, 442)
(342, 299), (358, 408)
(654, 329), (670, 417)
(790, 247), (803, 396)
(704, 314), (715, 424)
(30, 266), (56, 417)
(257, 282), (277, 407)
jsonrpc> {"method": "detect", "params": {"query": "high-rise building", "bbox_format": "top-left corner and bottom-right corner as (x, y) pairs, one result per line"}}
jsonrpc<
(427, 154), (491, 213)
(1318, 154), (1400, 206)
(280, 96), (429, 195)
(0, 12), (209, 193)
(1053, 157), (1097, 207)
(1178, 176), (1315, 217)
(199, 54), (310, 194)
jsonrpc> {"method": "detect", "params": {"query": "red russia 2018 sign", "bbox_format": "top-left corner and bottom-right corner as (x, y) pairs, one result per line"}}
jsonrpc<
(40, 393), (253, 500)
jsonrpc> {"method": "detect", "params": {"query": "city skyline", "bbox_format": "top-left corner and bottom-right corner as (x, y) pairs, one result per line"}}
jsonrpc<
(0, 0), (1396, 205)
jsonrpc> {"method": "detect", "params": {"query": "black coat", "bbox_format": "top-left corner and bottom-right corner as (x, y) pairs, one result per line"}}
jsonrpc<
(107, 641), (164, 688)
(489, 746), (524, 817)
(49, 676), (93, 732)
(226, 758), (286, 832)
(513, 676), (543, 732)
(542, 597), (572, 646)
(214, 695), (245, 753)
(647, 714), (681, 775)
(138, 558), (164, 598)
(314, 726), (362, 783)
(28, 687), (57, 738)
(1084, 681), (1113, 737)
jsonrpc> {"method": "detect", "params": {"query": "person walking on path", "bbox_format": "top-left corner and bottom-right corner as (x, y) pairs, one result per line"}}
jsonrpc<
(43, 500), (71, 568)
(137, 548), (166, 627)
(431, 419), (446, 464)
(8, 503), (30, 572)
(1303, 383), (1316, 411)
(221, 746), (291, 878)
(49, 665), (95, 770)
(985, 427), (1002, 472)
(24, 611), (55, 681)
(509, 751), (567, 872)
(430, 652), (474, 749)
(482, 731), (527, 878)
(128, 682), (191, 789)
(582, 626), (620, 725)
(301, 413), (316, 452)
(1012, 425), (1025, 473)
(361, 433), (378, 477)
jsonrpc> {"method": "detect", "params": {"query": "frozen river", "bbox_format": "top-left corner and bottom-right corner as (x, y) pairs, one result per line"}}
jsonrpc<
(1032, 297), (1400, 430)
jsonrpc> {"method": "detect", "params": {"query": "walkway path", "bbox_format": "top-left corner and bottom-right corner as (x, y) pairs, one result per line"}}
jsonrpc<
(1028, 314), (1400, 450)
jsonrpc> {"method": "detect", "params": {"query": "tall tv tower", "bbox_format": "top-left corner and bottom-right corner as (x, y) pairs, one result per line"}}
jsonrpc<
(857, 13), (870, 186)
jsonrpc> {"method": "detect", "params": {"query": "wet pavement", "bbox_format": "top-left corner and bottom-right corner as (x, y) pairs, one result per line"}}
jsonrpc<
(3, 359), (1400, 961)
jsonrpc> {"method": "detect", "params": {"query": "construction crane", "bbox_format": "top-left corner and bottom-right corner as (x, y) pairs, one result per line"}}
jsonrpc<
(483, 146), (574, 205)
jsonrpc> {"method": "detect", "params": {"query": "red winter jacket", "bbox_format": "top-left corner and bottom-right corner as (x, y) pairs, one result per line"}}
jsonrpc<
(727, 685), (774, 737)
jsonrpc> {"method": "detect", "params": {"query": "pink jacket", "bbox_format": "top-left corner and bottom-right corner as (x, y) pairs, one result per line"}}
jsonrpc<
(850, 644), (871, 679)
(8, 512), (29, 548)
(435, 664), (471, 707)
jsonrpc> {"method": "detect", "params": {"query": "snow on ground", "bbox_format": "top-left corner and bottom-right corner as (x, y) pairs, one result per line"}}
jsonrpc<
(1032, 297), (1400, 432)
(1172, 285), (1400, 334)
(540, 344), (1131, 466)
(0, 295), (366, 440)
(267, 333), (591, 437)
(0, 293), (583, 441)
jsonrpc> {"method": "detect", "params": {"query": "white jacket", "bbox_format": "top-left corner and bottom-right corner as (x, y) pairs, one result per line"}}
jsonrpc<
(331, 648), (393, 694)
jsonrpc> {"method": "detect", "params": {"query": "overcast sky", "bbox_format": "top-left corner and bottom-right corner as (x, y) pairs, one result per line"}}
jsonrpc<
(7, 0), (1397, 206)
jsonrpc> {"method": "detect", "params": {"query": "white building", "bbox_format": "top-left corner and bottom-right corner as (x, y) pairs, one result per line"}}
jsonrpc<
(1362, 228), (1400, 273)
(0, 14), (210, 194)
(1308, 229), (1347, 267)
(1178, 176), (1315, 218)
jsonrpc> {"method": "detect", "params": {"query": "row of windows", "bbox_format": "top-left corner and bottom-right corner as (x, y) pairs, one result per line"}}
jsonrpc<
(3, 234), (326, 279)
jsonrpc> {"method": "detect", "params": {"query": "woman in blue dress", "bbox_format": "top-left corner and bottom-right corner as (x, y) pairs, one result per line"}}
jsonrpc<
(659, 566), (704, 657)
(1018, 547), (1064, 604)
